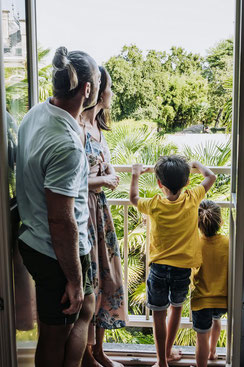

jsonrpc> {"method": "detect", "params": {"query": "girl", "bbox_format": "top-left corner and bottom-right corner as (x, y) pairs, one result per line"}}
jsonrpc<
(191, 200), (229, 367)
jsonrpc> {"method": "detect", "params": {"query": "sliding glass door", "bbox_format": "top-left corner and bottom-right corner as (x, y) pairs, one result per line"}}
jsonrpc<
(0, 0), (38, 366)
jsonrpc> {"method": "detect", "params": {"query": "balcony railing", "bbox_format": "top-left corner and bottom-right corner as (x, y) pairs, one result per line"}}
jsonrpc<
(110, 165), (231, 330)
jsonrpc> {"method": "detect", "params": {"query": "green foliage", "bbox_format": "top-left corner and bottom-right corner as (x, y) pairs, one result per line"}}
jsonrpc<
(223, 77), (233, 132)
(6, 39), (233, 131)
(203, 39), (233, 127)
(5, 46), (52, 124)
(205, 39), (233, 73)
(183, 139), (231, 201)
(183, 138), (231, 166)
(106, 45), (208, 128)
(105, 328), (154, 344)
(16, 323), (38, 341)
(105, 40), (233, 131)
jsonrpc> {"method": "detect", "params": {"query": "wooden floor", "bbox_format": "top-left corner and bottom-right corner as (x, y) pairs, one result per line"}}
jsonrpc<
(17, 342), (227, 367)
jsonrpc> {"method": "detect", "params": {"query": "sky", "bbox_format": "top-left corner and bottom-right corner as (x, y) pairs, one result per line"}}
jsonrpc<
(2, 0), (25, 18)
(3, 0), (236, 64)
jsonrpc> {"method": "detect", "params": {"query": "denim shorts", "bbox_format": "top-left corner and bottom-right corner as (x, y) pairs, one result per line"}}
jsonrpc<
(146, 263), (191, 311)
(192, 308), (227, 333)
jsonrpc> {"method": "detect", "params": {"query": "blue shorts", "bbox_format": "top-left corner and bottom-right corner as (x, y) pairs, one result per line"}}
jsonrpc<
(192, 308), (227, 333)
(146, 263), (191, 311)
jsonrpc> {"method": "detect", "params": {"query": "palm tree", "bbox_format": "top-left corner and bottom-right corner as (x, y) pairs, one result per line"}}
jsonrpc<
(5, 45), (52, 124)
(223, 76), (233, 132)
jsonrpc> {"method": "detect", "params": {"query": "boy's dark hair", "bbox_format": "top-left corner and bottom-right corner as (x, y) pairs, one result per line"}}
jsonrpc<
(198, 200), (221, 237)
(154, 155), (190, 195)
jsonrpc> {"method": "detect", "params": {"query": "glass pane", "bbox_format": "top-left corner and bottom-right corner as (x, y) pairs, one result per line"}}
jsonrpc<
(2, 0), (37, 347)
(3, 0), (28, 201)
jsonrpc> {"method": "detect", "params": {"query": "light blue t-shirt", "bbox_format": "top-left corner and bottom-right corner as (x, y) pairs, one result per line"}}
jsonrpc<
(16, 98), (90, 259)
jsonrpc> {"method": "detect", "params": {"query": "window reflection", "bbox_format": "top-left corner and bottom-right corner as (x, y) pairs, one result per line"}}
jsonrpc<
(2, 0), (28, 199)
(2, 0), (37, 342)
(6, 110), (17, 201)
(3, 0), (28, 125)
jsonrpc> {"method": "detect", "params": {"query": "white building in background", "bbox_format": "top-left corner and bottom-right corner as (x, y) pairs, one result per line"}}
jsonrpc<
(2, 6), (26, 68)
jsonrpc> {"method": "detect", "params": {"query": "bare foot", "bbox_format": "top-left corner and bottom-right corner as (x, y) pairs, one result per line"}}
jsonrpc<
(93, 351), (124, 367)
(209, 352), (218, 360)
(167, 348), (182, 362)
(82, 348), (103, 367)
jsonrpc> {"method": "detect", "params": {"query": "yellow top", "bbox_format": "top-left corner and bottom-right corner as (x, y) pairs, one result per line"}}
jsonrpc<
(191, 234), (229, 311)
(137, 185), (205, 268)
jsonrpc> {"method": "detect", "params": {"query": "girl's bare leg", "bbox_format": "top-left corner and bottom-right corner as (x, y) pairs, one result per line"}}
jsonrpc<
(196, 331), (211, 367)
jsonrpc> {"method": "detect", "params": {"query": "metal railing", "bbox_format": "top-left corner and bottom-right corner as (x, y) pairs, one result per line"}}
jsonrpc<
(108, 165), (231, 329)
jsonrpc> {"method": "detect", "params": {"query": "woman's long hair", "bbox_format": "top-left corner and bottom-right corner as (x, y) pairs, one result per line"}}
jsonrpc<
(85, 66), (111, 131)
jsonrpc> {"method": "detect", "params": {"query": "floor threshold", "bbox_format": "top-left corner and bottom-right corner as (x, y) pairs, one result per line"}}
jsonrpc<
(17, 342), (226, 367)
(109, 357), (225, 366)
(105, 352), (226, 366)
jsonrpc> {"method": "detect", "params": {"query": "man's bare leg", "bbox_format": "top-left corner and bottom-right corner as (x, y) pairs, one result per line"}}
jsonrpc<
(93, 326), (124, 367)
(209, 319), (221, 360)
(152, 310), (168, 367)
(35, 322), (73, 367)
(196, 332), (211, 367)
(64, 293), (95, 367)
(166, 305), (182, 361)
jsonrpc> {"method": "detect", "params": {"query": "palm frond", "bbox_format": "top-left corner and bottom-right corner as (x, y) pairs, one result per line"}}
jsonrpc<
(183, 139), (231, 166)
(130, 282), (146, 307)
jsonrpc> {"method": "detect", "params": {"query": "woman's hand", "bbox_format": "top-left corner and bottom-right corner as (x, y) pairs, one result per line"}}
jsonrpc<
(103, 174), (120, 190)
(105, 163), (116, 175)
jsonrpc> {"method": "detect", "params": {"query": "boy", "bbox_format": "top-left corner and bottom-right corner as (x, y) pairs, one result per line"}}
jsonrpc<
(191, 200), (229, 367)
(129, 156), (216, 367)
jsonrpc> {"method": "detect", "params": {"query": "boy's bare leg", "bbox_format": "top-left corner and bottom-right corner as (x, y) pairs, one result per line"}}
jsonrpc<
(209, 319), (221, 360)
(196, 332), (211, 367)
(166, 305), (182, 361)
(93, 326), (124, 367)
(152, 310), (168, 367)
(64, 293), (95, 367)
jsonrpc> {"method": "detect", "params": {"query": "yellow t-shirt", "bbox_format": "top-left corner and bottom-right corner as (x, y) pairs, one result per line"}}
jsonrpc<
(137, 185), (205, 268)
(191, 234), (229, 311)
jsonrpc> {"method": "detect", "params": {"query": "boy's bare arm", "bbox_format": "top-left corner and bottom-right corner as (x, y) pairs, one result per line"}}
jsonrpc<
(130, 164), (150, 206)
(191, 161), (216, 193)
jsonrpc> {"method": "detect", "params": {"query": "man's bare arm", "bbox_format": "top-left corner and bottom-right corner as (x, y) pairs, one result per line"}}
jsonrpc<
(45, 188), (83, 315)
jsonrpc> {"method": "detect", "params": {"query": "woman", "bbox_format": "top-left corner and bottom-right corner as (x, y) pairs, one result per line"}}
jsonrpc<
(80, 66), (126, 367)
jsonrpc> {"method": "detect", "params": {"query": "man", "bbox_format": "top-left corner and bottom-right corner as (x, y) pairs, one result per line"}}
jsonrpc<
(16, 47), (100, 367)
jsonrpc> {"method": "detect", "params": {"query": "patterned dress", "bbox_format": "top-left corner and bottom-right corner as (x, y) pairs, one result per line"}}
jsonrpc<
(85, 131), (126, 343)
